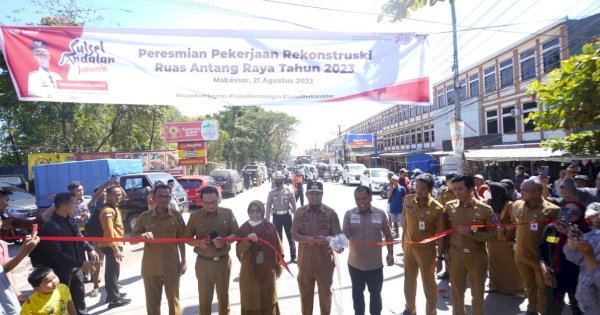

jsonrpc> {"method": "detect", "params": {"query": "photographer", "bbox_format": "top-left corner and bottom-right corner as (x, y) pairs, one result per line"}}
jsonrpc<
(563, 203), (600, 314)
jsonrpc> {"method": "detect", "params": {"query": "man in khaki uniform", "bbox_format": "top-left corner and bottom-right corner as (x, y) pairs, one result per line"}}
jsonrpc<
(266, 171), (297, 262)
(436, 172), (457, 280)
(444, 175), (496, 315)
(185, 186), (239, 315)
(132, 185), (187, 315)
(292, 182), (342, 315)
(402, 174), (445, 315)
(501, 179), (559, 315)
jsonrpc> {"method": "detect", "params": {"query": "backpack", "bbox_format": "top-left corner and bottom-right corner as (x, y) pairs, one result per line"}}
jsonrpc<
(84, 205), (105, 237)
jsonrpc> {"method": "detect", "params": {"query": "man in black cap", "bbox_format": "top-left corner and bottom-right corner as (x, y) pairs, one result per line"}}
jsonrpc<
(28, 39), (63, 98)
(292, 182), (342, 315)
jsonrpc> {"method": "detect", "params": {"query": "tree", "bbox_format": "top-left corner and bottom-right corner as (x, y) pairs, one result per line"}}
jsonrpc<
(378, 0), (450, 23)
(527, 39), (600, 155)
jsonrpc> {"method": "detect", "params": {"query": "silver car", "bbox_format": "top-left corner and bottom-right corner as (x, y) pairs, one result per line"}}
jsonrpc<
(360, 168), (391, 193)
(0, 183), (39, 218)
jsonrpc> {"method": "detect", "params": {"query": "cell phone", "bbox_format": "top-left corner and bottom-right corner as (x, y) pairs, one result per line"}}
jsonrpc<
(111, 174), (119, 182)
(209, 231), (219, 240)
(569, 225), (584, 240)
(541, 166), (549, 178)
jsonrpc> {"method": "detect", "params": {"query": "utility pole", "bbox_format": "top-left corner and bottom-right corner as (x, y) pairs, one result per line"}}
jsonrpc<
(450, 1), (465, 174)
(338, 125), (347, 166)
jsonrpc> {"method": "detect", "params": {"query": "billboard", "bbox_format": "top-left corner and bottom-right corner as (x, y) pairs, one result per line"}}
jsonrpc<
(1, 27), (430, 106)
(177, 141), (206, 150)
(164, 120), (219, 142)
(346, 134), (374, 148)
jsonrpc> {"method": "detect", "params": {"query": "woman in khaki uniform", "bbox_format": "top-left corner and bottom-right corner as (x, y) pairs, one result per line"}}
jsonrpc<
(237, 200), (284, 315)
(487, 182), (524, 296)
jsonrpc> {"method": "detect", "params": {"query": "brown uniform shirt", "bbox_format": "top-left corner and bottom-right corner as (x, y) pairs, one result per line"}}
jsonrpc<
(185, 207), (239, 257)
(437, 187), (456, 207)
(99, 204), (124, 248)
(511, 199), (559, 262)
(292, 204), (342, 272)
(444, 198), (496, 251)
(403, 195), (445, 248)
(132, 208), (186, 277)
(265, 187), (296, 217)
(342, 207), (392, 271)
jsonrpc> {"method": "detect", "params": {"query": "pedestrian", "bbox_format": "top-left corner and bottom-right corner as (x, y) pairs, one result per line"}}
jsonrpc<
(34, 192), (99, 315)
(487, 182), (524, 296)
(167, 179), (181, 212)
(268, 167), (273, 183)
(292, 170), (305, 207)
(21, 265), (76, 315)
(265, 172), (297, 263)
(87, 184), (107, 298)
(562, 165), (600, 206)
(0, 186), (40, 315)
(539, 202), (587, 315)
(387, 175), (407, 239)
(401, 174), (446, 315)
(292, 182), (342, 315)
(553, 170), (567, 197)
(185, 185), (239, 315)
(444, 175), (496, 315)
(244, 171), (252, 190)
(131, 184), (187, 315)
(237, 200), (284, 314)
(563, 204), (600, 314)
(98, 186), (131, 309)
(398, 168), (411, 192)
(503, 178), (560, 315)
(343, 185), (394, 315)
(473, 175), (488, 200)
(514, 165), (530, 193)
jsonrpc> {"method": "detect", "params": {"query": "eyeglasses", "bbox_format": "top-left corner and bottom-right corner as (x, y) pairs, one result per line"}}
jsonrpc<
(202, 200), (218, 206)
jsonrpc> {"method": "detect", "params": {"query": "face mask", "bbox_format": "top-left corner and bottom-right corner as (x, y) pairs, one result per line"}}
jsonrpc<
(515, 170), (522, 175)
(249, 219), (263, 227)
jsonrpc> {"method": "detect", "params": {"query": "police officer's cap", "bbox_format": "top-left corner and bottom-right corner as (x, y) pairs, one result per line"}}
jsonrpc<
(273, 172), (284, 180)
(445, 172), (458, 181)
(30, 40), (49, 52)
(306, 182), (323, 193)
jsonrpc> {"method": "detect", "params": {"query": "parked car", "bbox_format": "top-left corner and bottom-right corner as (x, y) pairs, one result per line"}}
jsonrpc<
(209, 169), (244, 197)
(342, 163), (367, 185)
(0, 183), (39, 219)
(119, 172), (189, 231)
(0, 174), (29, 192)
(177, 175), (223, 208)
(242, 165), (260, 185)
(360, 168), (391, 193)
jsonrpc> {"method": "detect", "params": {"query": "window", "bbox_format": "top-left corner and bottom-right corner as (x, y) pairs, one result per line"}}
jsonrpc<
(447, 84), (455, 105)
(502, 106), (516, 134)
(499, 58), (514, 88)
(416, 106), (421, 116)
(423, 104), (430, 113)
(484, 65), (496, 93)
(520, 49), (536, 81)
(430, 124), (435, 142)
(417, 127), (422, 144)
(410, 106), (415, 118)
(400, 130), (405, 145)
(469, 74), (480, 98)
(411, 129), (416, 145)
(486, 109), (498, 134)
(458, 79), (466, 101)
(522, 101), (538, 132)
(542, 37), (560, 73)
(424, 125), (430, 143)
(437, 89), (445, 108)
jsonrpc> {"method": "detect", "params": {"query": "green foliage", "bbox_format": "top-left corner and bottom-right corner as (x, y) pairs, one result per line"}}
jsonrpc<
(378, 0), (448, 23)
(527, 39), (600, 155)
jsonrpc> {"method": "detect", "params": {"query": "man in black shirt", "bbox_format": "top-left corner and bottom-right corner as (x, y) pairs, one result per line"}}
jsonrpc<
(34, 192), (99, 315)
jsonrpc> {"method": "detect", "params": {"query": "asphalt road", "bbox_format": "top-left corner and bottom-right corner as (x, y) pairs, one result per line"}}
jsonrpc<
(8, 180), (573, 314)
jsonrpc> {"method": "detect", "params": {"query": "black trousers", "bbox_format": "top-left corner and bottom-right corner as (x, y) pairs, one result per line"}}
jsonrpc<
(101, 247), (122, 302)
(295, 190), (304, 207)
(273, 213), (296, 259)
(348, 265), (383, 315)
(63, 268), (87, 315)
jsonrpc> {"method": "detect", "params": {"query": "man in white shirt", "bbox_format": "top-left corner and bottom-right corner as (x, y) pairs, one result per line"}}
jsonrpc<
(28, 40), (63, 98)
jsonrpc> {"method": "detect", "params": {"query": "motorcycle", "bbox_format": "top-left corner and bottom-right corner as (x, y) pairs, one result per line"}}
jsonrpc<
(380, 182), (390, 199)
(322, 171), (330, 182)
(331, 169), (342, 182)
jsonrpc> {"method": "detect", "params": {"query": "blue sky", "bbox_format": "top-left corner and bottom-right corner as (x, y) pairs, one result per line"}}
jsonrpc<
(1, 0), (599, 155)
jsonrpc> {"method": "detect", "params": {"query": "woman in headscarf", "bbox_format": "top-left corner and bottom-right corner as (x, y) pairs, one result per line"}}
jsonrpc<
(487, 181), (525, 296)
(237, 200), (284, 315)
(540, 202), (588, 315)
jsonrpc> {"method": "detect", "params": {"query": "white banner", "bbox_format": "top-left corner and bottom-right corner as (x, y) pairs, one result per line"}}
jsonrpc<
(449, 120), (465, 157)
(1, 27), (430, 106)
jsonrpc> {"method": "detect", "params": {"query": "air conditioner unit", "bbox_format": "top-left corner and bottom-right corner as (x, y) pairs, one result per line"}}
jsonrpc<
(510, 109), (521, 117)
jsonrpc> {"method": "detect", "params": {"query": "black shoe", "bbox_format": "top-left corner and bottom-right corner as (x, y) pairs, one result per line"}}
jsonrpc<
(437, 271), (449, 279)
(288, 257), (296, 264)
(402, 310), (416, 315)
(108, 298), (131, 309)
(119, 292), (127, 298)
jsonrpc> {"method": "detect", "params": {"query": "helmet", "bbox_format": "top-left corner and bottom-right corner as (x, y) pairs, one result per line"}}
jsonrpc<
(273, 171), (285, 180)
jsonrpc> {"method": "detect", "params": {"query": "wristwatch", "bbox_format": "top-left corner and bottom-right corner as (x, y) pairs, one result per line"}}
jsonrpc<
(437, 256), (445, 260)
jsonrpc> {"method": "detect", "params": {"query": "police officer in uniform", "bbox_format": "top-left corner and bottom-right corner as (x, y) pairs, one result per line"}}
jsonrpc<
(266, 172), (297, 263)
(499, 179), (559, 315)
(402, 174), (445, 315)
(292, 182), (342, 315)
(444, 175), (496, 315)
(132, 185), (186, 315)
(185, 186), (239, 315)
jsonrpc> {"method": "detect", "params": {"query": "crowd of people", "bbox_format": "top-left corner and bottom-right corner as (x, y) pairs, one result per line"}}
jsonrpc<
(0, 162), (599, 315)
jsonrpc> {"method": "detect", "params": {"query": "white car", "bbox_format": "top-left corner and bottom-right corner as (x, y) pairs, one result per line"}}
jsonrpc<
(342, 163), (367, 185)
(360, 168), (391, 193)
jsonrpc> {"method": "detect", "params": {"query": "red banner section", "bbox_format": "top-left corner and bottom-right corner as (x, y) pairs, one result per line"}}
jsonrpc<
(177, 141), (207, 150)
(179, 157), (207, 166)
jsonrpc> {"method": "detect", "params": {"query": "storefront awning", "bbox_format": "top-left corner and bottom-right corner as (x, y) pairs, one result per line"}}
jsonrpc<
(379, 149), (432, 157)
(464, 147), (578, 162)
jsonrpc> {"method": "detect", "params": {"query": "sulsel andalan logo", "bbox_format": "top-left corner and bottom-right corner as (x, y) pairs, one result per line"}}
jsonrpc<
(58, 39), (115, 74)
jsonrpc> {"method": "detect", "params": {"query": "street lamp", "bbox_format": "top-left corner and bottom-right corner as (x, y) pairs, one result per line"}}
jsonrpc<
(374, 133), (378, 168)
